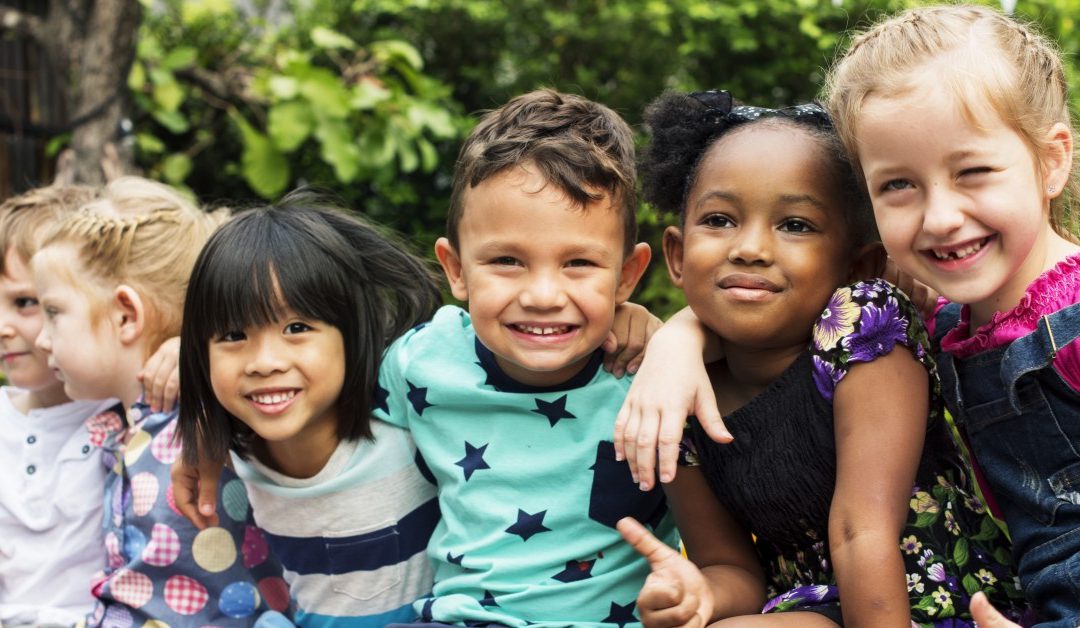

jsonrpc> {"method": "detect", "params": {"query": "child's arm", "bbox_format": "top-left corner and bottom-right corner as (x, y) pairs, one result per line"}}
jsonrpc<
(828, 346), (927, 627)
(619, 467), (765, 625)
(614, 307), (729, 489)
(171, 455), (226, 529)
(603, 302), (662, 377)
(970, 592), (1021, 628)
(139, 336), (181, 413)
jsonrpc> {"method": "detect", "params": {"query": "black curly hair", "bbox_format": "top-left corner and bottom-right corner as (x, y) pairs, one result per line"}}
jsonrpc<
(640, 90), (876, 247)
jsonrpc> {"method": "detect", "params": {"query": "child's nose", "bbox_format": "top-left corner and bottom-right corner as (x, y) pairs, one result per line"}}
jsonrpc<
(34, 329), (50, 353)
(922, 190), (966, 237)
(727, 224), (773, 266)
(519, 271), (567, 310)
(244, 338), (288, 375)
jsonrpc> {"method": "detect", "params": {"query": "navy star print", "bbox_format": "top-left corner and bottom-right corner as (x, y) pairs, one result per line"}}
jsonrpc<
(552, 558), (595, 582)
(531, 394), (576, 427)
(372, 383), (389, 414)
(447, 551), (465, 565)
(505, 509), (551, 541)
(480, 590), (500, 607)
(406, 380), (433, 415)
(455, 441), (491, 481)
(602, 601), (638, 627)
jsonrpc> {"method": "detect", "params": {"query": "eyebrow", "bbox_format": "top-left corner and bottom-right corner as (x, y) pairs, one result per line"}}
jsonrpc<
(695, 190), (828, 212)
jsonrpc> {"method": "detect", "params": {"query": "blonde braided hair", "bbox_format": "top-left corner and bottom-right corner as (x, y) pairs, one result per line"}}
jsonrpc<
(38, 177), (227, 355)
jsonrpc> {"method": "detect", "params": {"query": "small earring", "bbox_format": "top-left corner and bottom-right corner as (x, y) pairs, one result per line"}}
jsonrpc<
(1049, 185), (1057, 194)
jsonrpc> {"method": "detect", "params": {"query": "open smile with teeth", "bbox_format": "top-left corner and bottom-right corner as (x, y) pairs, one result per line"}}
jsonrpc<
(248, 390), (298, 404)
(511, 323), (574, 336)
(928, 236), (991, 261)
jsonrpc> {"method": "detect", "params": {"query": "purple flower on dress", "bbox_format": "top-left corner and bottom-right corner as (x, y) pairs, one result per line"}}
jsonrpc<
(812, 355), (841, 402)
(842, 297), (909, 362)
(813, 288), (858, 352)
(927, 562), (947, 582)
(851, 281), (883, 299)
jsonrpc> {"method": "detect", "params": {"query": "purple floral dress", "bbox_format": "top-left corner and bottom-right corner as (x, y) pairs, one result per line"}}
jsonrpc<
(681, 279), (1025, 625)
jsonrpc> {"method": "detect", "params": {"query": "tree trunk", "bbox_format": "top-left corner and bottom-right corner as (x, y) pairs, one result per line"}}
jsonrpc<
(1, 0), (141, 185)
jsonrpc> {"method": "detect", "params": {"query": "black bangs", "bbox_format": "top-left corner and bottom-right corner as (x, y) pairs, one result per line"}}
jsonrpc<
(189, 208), (353, 340)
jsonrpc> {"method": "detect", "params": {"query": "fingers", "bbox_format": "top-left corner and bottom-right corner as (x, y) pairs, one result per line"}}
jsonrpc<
(171, 458), (216, 529)
(656, 407), (686, 485)
(196, 458), (223, 526)
(141, 337), (181, 413)
(634, 407), (661, 491)
(614, 401), (630, 463)
(617, 517), (681, 567)
(969, 592), (1020, 628)
(639, 578), (704, 628)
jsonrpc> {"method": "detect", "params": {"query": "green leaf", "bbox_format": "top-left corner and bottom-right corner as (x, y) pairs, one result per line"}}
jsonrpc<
(231, 112), (289, 198)
(962, 574), (981, 596)
(128, 62), (147, 91)
(952, 537), (969, 567)
(398, 141), (418, 173)
(299, 69), (351, 118)
(153, 80), (185, 112)
(311, 26), (356, 50)
(45, 134), (70, 157)
(162, 47), (198, 71)
(417, 137), (438, 172)
(161, 153), (193, 184)
(268, 101), (314, 152)
(268, 76), (300, 100)
(408, 102), (456, 138)
(136, 133), (166, 154)
(351, 79), (392, 110)
(914, 511), (939, 528)
(152, 109), (190, 134)
(181, 0), (235, 24)
(370, 40), (424, 70)
(314, 118), (362, 182)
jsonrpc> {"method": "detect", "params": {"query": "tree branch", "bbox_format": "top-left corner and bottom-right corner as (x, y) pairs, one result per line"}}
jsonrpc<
(0, 8), (45, 45)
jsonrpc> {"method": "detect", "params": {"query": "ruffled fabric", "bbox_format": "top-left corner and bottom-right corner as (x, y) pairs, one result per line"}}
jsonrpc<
(939, 252), (1080, 392)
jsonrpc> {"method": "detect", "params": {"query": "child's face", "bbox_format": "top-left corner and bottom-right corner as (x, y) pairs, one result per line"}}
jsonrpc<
(856, 84), (1065, 318)
(208, 310), (345, 452)
(0, 249), (63, 395)
(664, 125), (853, 348)
(32, 244), (120, 402)
(437, 164), (649, 388)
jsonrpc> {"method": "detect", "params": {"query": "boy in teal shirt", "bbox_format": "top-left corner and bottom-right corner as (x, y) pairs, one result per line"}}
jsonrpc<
(377, 88), (676, 627)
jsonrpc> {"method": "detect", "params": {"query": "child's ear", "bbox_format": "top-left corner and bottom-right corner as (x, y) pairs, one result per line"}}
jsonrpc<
(1043, 122), (1073, 201)
(113, 285), (145, 345)
(434, 237), (469, 302)
(614, 243), (652, 303)
(847, 241), (887, 283)
(661, 226), (686, 288)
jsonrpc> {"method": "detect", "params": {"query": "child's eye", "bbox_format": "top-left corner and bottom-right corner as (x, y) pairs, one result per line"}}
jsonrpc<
(959, 166), (993, 178)
(14, 297), (38, 310)
(701, 213), (734, 228)
(218, 330), (246, 342)
(284, 322), (313, 334)
(566, 259), (595, 268)
(43, 306), (58, 319)
(880, 179), (914, 193)
(489, 256), (521, 266)
(779, 219), (815, 234)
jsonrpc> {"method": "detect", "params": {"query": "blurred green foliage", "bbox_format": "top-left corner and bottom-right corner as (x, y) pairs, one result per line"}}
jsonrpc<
(129, 0), (1080, 318)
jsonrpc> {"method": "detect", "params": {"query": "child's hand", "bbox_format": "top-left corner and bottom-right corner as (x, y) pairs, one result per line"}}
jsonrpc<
(614, 310), (730, 490)
(970, 592), (1020, 628)
(618, 517), (714, 628)
(881, 257), (938, 321)
(171, 455), (224, 529)
(604, 302), (662, 378)
(139, 336), (180, 413)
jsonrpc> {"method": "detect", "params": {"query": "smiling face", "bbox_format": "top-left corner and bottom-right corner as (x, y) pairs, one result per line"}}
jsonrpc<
(436, 164), (649, 387)
(665, 123), (855, 349)
(208, 310), (345, 464)
(0, 249), (66, 404)
(856, 83), (1072, 324)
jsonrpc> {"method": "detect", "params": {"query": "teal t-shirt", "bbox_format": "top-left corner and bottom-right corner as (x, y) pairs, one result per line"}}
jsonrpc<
(373, 306), (677, 627)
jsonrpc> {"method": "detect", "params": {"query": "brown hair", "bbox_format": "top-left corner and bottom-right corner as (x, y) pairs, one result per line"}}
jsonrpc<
(0, 185), (100, 271)
(38, 177), (228, 354)
(824, 4), (1078, 238)
(447, 89), (638, 254)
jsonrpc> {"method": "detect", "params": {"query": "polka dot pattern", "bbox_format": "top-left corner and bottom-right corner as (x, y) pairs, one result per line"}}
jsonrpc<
(125, 429), (152, 466)
(192, 527), (237, 573)
(105, 531), (124, 568)
(217, 581), (260, 618)
(241, 525), (269, 568)
(142, 523), (181, 567)
(163, 575), (208, 615)
(165, 482), (182, 517)
(143, 620), (170, 628)
(151, 419), (181, 464)
(258, 576), (290, 612)
(102, 604), (133, 628)
(110, 568), (153, 608)
(131, 472), (160, 516)
(221, 479), (249, 522)
(122, 525), (146, 562)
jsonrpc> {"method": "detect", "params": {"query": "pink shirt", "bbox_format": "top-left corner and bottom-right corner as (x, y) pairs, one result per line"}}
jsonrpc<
(932, 252), (1080, 392)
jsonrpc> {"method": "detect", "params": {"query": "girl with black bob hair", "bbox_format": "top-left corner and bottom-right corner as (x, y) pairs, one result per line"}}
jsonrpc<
(615, 91), (1024, 625)
(176, 190), (443, 623)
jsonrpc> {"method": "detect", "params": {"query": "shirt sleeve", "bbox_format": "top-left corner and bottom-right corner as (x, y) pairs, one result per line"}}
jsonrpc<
(371, 329), (416, 430)
(810, 278), (936, 403)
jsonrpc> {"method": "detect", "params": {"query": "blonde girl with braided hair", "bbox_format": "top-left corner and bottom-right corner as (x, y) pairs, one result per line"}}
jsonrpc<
(821, 6), (1080, 626)
(31, 177), (286, 626)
